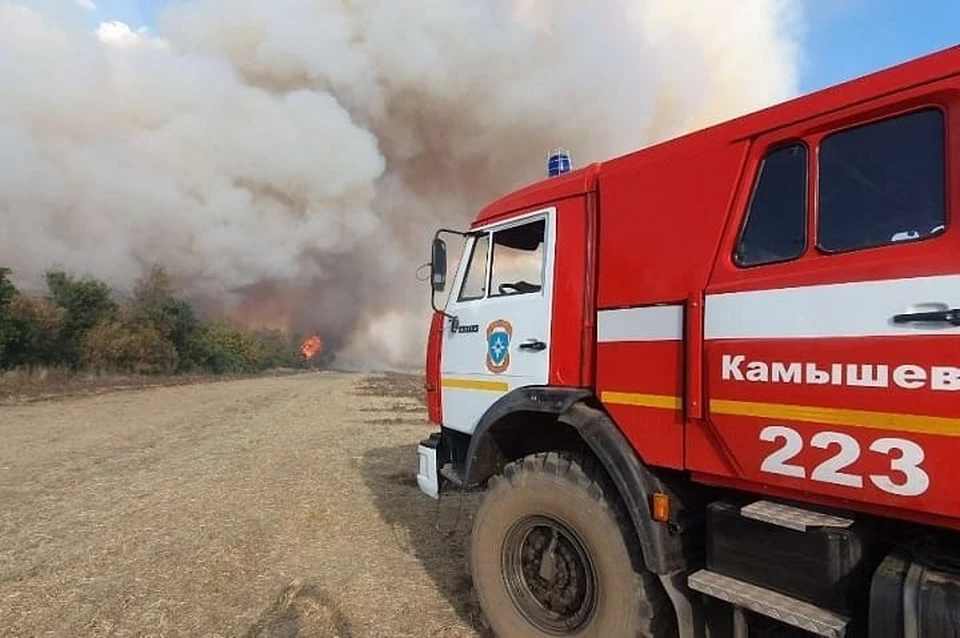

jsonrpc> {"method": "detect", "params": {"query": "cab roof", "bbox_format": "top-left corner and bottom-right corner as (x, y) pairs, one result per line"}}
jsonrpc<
(471, 162), (602, 228)
(472, 43), (960, 227)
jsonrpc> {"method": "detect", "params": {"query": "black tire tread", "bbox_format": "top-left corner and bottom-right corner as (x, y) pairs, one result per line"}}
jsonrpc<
(477, 450), (676, 638)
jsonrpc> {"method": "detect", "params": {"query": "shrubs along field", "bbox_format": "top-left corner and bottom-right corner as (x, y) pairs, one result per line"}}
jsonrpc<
(0, 265), (317, 377)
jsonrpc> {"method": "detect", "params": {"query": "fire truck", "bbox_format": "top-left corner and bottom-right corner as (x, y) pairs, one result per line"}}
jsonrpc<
(416, 44), (960, 638)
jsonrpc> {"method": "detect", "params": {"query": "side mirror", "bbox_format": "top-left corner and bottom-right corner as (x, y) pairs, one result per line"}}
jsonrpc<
(431, 237), (447, 292)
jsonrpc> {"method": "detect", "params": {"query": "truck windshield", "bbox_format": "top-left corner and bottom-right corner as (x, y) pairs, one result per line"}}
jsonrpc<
(457, 234), (489, 302)
(451, 218), (546, 304)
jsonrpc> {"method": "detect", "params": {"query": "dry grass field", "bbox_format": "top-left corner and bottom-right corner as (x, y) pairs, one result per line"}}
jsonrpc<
(0, 371), (488, 637)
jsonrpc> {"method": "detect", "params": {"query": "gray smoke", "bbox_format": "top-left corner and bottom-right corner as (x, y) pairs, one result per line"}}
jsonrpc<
(0, 0), (805, 368)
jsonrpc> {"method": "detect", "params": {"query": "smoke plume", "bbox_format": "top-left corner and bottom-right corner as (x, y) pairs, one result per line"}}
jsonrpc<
(0, 0), (805, 369)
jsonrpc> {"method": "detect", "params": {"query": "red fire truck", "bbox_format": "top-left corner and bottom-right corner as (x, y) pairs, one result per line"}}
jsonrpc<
(417, 44), (960, 638)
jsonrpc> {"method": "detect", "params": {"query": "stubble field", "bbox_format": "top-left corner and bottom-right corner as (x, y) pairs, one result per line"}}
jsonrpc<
(0, 372), (488, 637)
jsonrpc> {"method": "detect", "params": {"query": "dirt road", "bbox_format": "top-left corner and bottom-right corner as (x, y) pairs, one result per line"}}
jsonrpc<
(0, 372), (486, 638)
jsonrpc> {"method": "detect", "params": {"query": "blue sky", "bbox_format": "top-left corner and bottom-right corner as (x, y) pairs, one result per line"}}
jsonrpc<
(84, 0), (166, 32)
(84, 0), (960, 96)
(802, 0), (960, 92)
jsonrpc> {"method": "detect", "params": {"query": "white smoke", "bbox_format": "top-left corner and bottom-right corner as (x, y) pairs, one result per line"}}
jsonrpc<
(0, 0), (805, 367)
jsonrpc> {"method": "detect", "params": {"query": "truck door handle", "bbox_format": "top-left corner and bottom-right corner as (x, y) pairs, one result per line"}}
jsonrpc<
(892, 309), (960, 326)
(518, 339), (547, 352)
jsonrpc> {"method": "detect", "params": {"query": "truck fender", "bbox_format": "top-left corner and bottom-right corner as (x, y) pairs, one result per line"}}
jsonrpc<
(463, 389), (693, 575)
(463, 386), (593, 486)
(556, 401), (692, 575)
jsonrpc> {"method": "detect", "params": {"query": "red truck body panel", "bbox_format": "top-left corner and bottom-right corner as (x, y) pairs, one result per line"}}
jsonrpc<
(694, 77), (960, 530)
(547, 193), (593, 388)
(593, 138), (752, 469)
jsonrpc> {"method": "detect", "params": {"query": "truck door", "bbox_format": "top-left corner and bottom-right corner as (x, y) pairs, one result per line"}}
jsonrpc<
(440, 208), (556, 435)
(693, 101), (960, 526)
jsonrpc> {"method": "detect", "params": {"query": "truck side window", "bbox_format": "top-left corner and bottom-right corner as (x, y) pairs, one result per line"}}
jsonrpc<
(457, 234), (490, 301)
(490, 219), (545, 297)
(734, 143), (808, 267)
(818, 108), (946, 253)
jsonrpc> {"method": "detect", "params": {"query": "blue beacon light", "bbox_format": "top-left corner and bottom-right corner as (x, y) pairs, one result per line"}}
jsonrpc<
(547, 148), (572, 177)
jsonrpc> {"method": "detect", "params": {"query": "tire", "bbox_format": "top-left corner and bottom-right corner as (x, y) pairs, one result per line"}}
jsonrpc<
(470, 451), (677, 638)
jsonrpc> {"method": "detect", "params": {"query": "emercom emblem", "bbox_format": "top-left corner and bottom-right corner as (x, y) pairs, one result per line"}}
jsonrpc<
(485, 319), (513, 374)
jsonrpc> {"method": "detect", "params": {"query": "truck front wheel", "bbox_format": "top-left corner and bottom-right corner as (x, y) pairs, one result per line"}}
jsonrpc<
(470, 451), (676, 637)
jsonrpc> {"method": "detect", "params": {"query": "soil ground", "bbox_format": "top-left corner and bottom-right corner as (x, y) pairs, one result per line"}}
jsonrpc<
(0, 371), (487, 638)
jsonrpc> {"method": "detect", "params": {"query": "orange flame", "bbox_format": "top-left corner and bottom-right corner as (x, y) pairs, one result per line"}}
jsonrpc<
(300, 335), (324, 361)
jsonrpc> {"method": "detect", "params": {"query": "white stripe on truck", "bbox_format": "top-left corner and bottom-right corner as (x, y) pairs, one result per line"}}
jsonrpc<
(597, 304), (684, 342)
(705, 274), (960, 340)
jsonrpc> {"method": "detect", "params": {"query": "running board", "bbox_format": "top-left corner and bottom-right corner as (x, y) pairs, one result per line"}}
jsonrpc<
(740, 499), (854, 531)
(687, 569), (850, 638)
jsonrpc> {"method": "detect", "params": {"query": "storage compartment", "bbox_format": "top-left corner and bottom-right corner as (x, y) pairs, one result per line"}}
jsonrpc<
(706, 501), (873, 616)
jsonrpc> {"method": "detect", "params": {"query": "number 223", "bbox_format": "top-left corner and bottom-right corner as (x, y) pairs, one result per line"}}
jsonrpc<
(759, 425), (930, 497)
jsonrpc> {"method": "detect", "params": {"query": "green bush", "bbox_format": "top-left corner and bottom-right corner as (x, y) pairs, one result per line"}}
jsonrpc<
(251, 329), (308, 369)
(0, 265), (312, 376)
(81, 320), (179, 375)
(45, 270), (119, 369)
(0, 267), (18, 362)
(195, 320), (264, 374)
(127, 266), (207, 372)
(3, 293), (65, 367)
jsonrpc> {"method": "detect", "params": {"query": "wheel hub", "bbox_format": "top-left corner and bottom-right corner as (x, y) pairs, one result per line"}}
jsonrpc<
(502, 515), (598, 634)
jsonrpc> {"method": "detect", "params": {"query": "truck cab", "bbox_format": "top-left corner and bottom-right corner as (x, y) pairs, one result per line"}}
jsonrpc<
(417, 45), (960, 638)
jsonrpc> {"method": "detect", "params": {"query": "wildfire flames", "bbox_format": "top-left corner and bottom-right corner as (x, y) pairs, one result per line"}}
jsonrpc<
(300, 335), (324, 362)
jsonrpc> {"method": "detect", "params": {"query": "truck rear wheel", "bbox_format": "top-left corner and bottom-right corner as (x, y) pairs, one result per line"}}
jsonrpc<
(470, 451), (676, 637)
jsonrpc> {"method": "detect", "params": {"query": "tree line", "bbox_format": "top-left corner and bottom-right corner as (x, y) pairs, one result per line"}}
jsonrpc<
(0, 265), (315, 375)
